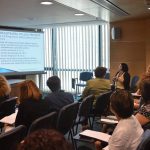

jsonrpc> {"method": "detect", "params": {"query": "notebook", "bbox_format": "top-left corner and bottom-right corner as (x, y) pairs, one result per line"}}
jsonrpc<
(79, 130), (111, 142)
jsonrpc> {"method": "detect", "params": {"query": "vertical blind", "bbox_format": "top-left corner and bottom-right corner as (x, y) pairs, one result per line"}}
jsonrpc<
(42, 23), (109, 93)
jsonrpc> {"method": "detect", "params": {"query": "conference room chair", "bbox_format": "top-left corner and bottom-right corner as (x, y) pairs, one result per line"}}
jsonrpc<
(137, 129), (150, 150)
(0, 97), (17, 131)
(130, 75), (139, 92)
(105, 72), (110, 79)
(142, 122), (150, 131)
(88, 91), (112, 129)
(0, 125), (26, 150)
(28, 111), (57, 135)
(0, 97), (17, 119)
(56, 102), (79, 146)
(74, 95), (95, 134)
(72, 72), (93, 97)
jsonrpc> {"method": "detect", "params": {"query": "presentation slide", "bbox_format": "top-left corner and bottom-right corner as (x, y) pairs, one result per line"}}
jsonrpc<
(0, 29), (44, 75)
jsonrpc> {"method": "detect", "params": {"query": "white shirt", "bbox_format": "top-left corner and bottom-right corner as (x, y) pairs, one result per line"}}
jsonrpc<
(108, 115), (143, 150)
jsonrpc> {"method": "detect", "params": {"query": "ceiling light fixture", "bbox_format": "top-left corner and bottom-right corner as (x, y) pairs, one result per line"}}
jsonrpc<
(74, 13), (84, 16)
(148, 7), (150, 10)
(40, 1), (53, 5)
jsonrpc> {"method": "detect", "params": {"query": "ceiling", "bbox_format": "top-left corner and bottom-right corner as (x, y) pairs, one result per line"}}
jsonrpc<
(0, 0), (150, 28)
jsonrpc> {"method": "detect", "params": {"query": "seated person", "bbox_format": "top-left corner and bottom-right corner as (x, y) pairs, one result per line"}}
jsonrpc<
(135, 78), (150, 127)
(136, 65), (150, 95)
(95, 90), (143, 150)
(82, 66), (111, 106)
(17, 129), (72, 150)
(44, 76), (74, 112)
(0, 75), (11, 103)
(15, 80), (50, 130)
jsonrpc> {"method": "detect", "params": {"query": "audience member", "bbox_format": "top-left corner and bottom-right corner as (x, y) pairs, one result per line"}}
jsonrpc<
(136, 65), (150, 95)
(0, 75), (11, 103)
(15, 80), (50, 130)
(95, 90), (143, 150)
(44, 76), (74, 112)
(82, 66), (111, 106)
(17, 129), (72, 150)
(112, 63), (130, 90)
(135, 78), (150, 126)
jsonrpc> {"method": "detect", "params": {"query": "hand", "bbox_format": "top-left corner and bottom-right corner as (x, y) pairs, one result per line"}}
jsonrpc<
(95, 141), (102, 150)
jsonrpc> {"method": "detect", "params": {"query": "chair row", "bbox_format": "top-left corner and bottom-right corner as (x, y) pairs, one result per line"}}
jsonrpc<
(0, 92), (113, 150)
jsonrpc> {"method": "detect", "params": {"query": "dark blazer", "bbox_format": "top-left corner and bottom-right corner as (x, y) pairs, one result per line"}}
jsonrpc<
(44, 91), (74, 112)
(15, 99), (50, 130)
(123, 72), (130, 90)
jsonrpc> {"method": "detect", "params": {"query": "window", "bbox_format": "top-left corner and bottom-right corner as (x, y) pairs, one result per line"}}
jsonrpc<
(41, 23), (109, 93)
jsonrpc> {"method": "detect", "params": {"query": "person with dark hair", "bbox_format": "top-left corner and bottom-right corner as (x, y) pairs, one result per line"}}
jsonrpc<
(44, 76), (74, 112)
(135, 78), (150, 126)
(95, 90), (143, 150)
(82, 66), (110, 106)
(113, 63), (130, 90)
(15, 80), (50, 130)
(17, 129), (72, 150)
(0, 75), (11, 103)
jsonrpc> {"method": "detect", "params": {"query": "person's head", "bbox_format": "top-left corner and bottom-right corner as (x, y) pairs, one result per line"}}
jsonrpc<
(17, 129), (72, 150)
(19, 80), (42, 103)
(139, 78), (150, 104)
(94, 67), (107, 78)
(47, 76), (61, 92)
(0, 75), (11, 99)
(110, 89), (134, 119)
(119, 63), (129, 72)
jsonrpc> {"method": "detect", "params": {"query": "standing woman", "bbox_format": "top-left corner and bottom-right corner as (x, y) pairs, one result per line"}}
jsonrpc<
(0, 75), (11, 103)
(113, 63), (130, 90)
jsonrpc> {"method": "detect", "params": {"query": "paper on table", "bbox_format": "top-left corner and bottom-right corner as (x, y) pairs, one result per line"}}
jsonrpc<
(101, 118), (118, 124)
(79, 130), (111, 142)
(106, 115), (117, 120)
(131, 93), (141, 97)
(0, 110), (18, 124)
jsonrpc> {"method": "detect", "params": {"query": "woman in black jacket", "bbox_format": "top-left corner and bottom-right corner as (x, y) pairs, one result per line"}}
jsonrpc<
(113, 63), (130, 90)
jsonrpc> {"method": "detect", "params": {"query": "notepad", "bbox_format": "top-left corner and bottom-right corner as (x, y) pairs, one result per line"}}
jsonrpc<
(0, 110), (18, 125)
(79, 130), (111, 142)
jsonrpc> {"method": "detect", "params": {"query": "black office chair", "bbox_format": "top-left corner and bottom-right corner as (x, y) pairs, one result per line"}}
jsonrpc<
(73, 72), (93, 96)
(0, 125), (26, 150)
(89, 91), (112, 129)
(74, 95), (95, 134)
(137, 129), (150, 150)
(0, 97), (17, 119)
(56, 102), (79, 146)
(28, 111), (57, 134)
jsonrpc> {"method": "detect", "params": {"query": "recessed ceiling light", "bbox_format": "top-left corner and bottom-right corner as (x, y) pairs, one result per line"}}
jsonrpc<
(74, 13), (84, 16)
(148, 7), (150, 10)
(40, 1), (53, 5)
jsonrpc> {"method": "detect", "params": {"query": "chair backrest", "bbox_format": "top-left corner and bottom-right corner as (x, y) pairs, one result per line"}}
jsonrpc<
(56, 102), (79, 135)
(78, 95), (95, 118)
(137, 129), (150, 150)
(0, 97), (17, 119)
(130, 75), (139, 91)
(0, 125), (26, 150)
(79, 72), (93, 82)
(142, 122), (150, 131)
(28, 112), (57, 134)
(94, 91), (112, 116)
(105, 72), (110, 79)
